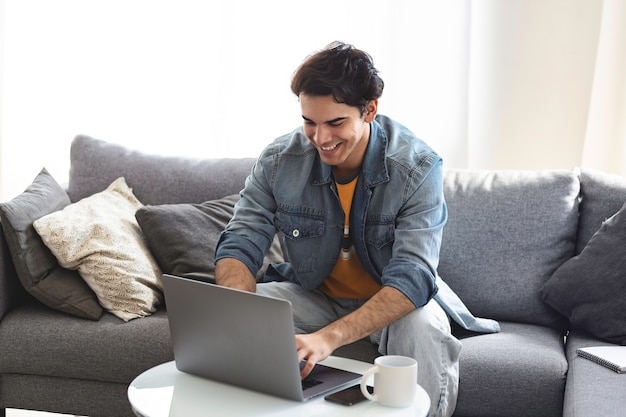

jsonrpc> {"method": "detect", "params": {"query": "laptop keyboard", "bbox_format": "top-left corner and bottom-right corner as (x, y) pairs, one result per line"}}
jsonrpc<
(302, 377), (323, 390)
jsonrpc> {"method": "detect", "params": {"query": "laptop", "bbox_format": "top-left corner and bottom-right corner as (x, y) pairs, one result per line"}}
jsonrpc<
(161, 273), (362, 401)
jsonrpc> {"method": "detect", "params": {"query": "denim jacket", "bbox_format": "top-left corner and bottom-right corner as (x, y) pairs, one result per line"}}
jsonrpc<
(216, 115), (500, 333)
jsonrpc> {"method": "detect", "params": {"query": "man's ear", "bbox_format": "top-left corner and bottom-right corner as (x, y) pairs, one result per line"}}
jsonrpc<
(364, 99), (378, 123)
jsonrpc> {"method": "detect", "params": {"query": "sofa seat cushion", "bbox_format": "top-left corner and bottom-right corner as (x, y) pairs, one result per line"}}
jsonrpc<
(0, 373), (133, 417)
(453, 322), (567, 417)
(563, 330), (626, 417)
(333, 339), (379, 364)
(439, 169), (579, 330)
(0, 301), (173, 384)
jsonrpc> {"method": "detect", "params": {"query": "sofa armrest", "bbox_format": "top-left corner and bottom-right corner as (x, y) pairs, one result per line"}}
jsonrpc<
(563, 330), (626, 417)
(0, 220), (28, 320)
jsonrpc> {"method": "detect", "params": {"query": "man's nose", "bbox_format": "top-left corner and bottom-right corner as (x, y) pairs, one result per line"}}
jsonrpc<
(314, 125), (331, 143)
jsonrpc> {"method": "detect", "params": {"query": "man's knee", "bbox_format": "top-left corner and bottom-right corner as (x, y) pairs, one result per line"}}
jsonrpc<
(395, 299), (452, 340)
(380, 300), (461, 417)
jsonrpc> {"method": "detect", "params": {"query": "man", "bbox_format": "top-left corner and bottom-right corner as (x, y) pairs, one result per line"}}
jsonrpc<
(215, 41), (461, 417)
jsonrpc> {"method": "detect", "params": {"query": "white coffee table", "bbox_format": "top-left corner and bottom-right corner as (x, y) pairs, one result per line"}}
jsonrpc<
(128, 356), (430, 417)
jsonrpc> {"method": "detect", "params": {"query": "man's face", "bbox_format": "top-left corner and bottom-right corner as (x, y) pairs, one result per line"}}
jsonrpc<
(300, 94), (377, 180)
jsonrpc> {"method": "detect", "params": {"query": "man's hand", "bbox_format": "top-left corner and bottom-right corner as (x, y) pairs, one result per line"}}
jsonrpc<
(296, 331), (339, 379)
(296, 286), (416, 379)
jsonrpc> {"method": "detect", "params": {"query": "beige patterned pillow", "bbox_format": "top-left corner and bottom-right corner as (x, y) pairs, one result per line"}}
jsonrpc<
(33, 177), (162, 321)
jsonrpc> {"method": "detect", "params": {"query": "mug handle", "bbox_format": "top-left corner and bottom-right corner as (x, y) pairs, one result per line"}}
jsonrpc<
(360, 365), (379, 401)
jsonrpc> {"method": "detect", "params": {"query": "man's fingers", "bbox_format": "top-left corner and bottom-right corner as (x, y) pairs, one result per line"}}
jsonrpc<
(300, 358), (316, 379)
(296, 335), (319, 379)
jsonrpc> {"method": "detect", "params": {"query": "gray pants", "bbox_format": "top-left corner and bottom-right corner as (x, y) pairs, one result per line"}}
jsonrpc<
(256, 281), (462, 417)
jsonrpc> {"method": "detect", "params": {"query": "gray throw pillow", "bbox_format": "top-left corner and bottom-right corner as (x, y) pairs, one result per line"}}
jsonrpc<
(0, 168), (103, 320)
(539, 200), (626, 345)
(135, 194), (284, 283)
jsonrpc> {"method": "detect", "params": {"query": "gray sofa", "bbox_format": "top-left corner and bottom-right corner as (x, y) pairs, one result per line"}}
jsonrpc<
(1, 135), (625, 417)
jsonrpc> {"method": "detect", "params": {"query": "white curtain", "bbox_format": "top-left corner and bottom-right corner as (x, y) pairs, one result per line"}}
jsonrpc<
(582, 0), (626, 173)
(1, 0), (625, 200)
(468, 0), (626, 172)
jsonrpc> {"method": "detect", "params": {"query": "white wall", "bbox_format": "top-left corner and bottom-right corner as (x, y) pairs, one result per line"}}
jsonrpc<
(0, 0), (5, 199)
(0, 0), (471, 200)
(467, 0), (603, 169)
(2, 1), (621, 200)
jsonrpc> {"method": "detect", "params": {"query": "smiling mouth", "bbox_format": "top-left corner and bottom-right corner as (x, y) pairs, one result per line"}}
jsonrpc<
(321, 143), (339, 151)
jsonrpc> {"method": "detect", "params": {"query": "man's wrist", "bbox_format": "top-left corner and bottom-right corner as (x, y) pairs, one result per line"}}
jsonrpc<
(215, 258), (257, 292)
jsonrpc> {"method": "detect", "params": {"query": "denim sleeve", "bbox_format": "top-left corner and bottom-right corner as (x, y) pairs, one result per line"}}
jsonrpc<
(381, 159), (447, 308)
(215, 144), (279, 276)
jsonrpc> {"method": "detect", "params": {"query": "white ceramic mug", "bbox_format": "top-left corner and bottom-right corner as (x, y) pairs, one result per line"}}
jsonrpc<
(360, 355), (417, 407)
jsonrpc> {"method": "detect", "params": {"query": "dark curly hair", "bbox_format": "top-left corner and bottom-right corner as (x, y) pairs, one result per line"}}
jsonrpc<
(291, 41), (384, 116)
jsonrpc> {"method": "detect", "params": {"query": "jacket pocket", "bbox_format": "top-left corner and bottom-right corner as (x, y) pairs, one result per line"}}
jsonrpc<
(275, 207), (325, 240)
(275, 204), (326, 273)
(365, 214), (395, 249)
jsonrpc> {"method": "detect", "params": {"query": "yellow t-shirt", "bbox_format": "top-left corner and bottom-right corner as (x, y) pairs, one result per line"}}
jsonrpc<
(318, 177), (381, 299)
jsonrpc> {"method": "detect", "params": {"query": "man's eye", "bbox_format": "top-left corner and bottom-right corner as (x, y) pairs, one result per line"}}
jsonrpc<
(328, 121), (343, 127)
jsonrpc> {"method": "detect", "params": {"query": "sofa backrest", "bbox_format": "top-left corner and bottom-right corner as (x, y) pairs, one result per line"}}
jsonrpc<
(64, 136), (626, 332)
(67, 135), (257, 205)
(438, 169), (580, 330)
(577, 168), (626, 254)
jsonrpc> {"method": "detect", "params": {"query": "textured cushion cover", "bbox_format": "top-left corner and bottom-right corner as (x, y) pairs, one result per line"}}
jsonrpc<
(0, 168), (102, 320)
(439, 169), (579, 329)
(68, 134), (256, 205)
(539, 201), (626, 345)
(34, 177), (162, 321)
(136, 194), (284, 283)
